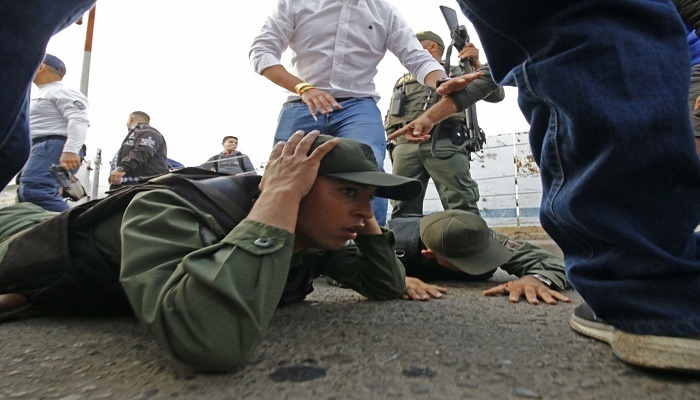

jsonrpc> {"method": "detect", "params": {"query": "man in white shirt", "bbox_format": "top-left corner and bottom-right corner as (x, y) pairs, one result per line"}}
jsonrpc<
(249, 0), (450, 226)
(18, 54), (89, 212)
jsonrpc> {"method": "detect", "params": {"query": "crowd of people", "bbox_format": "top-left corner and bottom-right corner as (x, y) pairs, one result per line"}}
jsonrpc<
(0, 0), (697, 375)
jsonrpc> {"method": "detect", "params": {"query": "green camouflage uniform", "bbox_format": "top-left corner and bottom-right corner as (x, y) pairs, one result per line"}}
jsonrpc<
(0, 188), (405, 372)
(388, 215), (568, 290)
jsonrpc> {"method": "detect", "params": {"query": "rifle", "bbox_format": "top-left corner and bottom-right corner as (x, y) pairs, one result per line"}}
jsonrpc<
(431, 5), (486, 159)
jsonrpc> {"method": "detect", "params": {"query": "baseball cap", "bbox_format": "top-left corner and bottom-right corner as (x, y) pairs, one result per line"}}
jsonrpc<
(43, 54), (66, 76)
(419, 210), (512, 275)
(310, 134), (422, 200)
(415, 31), (445, 50)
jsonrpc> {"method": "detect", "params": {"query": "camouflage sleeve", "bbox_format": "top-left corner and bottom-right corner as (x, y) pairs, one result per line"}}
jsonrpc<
(491, 231), (569, 290)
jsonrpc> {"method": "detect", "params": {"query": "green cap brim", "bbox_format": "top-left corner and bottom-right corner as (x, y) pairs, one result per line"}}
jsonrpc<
(324, 171), (423, 200)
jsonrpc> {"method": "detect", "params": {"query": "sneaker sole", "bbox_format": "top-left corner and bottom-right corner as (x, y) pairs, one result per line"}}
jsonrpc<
(612, 331), (700, 372)
(570, 313), (615, 343)
(571, 316), (700, 373)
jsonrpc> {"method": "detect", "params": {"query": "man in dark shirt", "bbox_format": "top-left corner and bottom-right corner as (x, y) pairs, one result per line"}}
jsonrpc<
(200, 136), (257, 175)
(109, 111), (168, 188)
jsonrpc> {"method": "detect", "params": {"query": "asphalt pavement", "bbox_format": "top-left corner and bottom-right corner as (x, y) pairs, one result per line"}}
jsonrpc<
(1, 238), (699, 400)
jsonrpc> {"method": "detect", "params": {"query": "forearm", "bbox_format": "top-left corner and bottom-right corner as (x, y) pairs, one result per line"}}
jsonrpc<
(322, 229), (406, 299)
(64, 119), (88, 154)
(120, 190), (295, 372)
(423, 97), (460, 126)
(499, 242), (569, 290)
(261, 65), (305, 93)
(246, 187), (302, 233)
(484, 86), (506, 103)
(423, 69), (449, 89)
(471, 66), (504, 103)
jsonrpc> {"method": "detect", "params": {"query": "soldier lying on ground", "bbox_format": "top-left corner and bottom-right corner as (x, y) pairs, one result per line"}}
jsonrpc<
(0, 131), (422, 373)
(387, 210), (571, 305)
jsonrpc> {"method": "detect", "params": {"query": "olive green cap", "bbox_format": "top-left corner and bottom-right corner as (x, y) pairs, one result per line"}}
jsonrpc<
(415, 31), (445, 49)
(310, 134), (422, 200)
(420, 210), (513, 275)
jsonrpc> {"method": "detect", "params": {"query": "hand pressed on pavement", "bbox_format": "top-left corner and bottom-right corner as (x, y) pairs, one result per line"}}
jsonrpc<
(402, 277), (447, 301)
(483, 275), (571, 305)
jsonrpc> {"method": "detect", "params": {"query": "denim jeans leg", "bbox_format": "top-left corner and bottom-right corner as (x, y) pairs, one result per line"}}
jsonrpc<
(0, 0), (96, 189)
(456, 0), (700, 335)
(19, 139), (69, 212)
(325, 98), (389, 226)
(273, 101), (326, 144)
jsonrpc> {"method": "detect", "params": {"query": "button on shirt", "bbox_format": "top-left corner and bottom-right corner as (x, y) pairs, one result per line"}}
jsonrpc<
(249, 0), (443, 103)
(29, 81), (89, 154)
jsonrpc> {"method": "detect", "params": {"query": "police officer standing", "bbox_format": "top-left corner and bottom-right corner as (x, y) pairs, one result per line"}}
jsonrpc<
(384, 31), (504, 218)
(109, 111), (169, 188)
(18, 54), (89, 212)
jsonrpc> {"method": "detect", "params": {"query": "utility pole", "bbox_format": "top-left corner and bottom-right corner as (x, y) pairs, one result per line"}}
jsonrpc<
(80, 4), (96, 96)
(80, 5), (102, 199)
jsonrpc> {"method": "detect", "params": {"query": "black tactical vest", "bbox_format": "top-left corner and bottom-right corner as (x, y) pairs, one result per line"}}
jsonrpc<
(384, 65), (467, 133)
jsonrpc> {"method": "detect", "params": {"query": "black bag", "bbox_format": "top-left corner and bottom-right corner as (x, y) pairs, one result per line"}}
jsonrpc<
(387, 215), (423, 273)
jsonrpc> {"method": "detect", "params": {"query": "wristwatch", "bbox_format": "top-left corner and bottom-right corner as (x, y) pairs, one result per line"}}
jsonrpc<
(435, 77), (450, 89)
(116, 166), (125, 173)
(530, 273), (552, 288)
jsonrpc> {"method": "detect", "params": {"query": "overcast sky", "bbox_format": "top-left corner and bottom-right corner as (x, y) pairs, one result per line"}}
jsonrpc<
(43, 0), (528, 171)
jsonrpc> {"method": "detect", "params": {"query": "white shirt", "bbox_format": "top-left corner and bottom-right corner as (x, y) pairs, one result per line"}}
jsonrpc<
(30, 81), (89, 154)
(249, 0), (443, 102)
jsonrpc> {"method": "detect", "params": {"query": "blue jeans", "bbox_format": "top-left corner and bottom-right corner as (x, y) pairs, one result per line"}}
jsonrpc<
(18, 137), (84, 212)
(274, 97), (389, 226)
(456, 0), (700, 336)
(0, 0), (96, 190)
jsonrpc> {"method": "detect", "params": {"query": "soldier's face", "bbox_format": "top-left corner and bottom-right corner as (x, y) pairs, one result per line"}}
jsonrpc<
(294, 177), (375, 252)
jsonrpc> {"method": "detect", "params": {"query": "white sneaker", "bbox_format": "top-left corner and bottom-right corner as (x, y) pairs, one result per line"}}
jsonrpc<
(570, 302), (700, 373)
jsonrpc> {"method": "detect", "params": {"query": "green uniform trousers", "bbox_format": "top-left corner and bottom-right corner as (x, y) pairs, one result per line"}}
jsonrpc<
(391, 140), (479, 218)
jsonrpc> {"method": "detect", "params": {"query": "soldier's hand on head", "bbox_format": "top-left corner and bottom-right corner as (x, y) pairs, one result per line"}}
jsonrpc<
(260, 130), (339, 200)
(250, 131), (340, 233)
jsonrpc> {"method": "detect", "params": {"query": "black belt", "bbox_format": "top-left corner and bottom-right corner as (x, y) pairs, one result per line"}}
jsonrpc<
(288, 97), (354, 104)
(32, 135), (66, 144)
